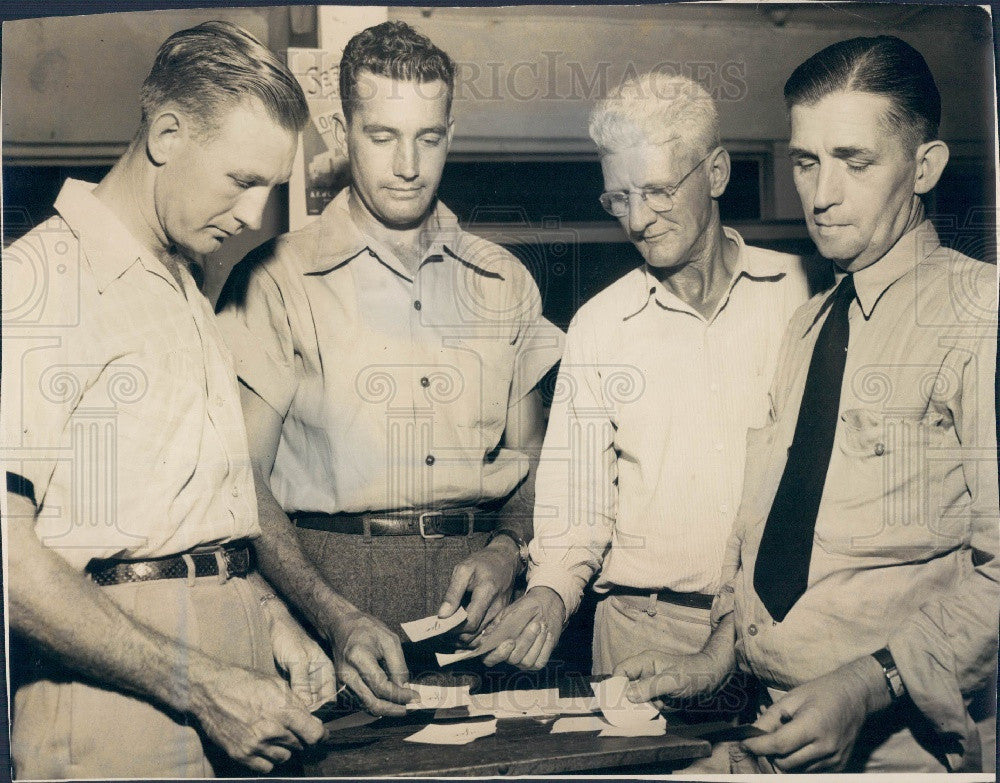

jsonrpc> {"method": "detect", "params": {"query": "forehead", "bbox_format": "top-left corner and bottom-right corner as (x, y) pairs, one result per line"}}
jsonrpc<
(600, 138), (693, 185)
(350, 72), (450, 126)
(196, 100), (298, 176)
(789, 90), (900, 149)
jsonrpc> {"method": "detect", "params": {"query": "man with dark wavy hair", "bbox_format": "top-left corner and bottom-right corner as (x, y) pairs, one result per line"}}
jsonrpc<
(616, 35), (998, 774)
(217, 20), (562, 690)
(3, 21), (337, 777)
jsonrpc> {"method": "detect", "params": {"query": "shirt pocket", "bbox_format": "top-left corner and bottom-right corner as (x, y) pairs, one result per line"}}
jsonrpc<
(816, 407), (966, 558)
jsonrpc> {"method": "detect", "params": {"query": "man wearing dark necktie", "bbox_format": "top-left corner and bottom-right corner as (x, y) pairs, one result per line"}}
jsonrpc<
(614, 36), (998, 773)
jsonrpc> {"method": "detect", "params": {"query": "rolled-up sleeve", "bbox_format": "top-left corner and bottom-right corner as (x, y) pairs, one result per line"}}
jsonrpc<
(526, 314), (616, 618)
(886, 325), (999, 770)
(508, 274), (565, 405)
(216, 251), (298, 419)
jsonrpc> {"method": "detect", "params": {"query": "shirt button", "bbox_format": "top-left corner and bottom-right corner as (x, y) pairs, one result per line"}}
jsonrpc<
(874, 442), (886, 456)
(413, 300), (422, 311)
(231, 486), (240, 498)
(747, 624), (758, 636)
(720, 504), (729, 514)
(425, 454), (435, 466)
(420, 376), (430, 388)
(214, 395), (225, 407)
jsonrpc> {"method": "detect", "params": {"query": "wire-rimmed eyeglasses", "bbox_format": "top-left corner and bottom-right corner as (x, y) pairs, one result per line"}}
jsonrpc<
(598, 151), (713, 218)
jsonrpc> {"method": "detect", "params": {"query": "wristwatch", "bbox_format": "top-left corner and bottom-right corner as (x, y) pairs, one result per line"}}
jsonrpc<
(485, 527), (530, 574)
(872, 647), (906, 701)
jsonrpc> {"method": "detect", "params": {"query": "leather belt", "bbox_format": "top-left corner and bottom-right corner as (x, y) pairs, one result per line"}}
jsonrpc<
(608, 584), (714, 611)
(88, 542), (253, 587)
(292, 508), (497, 539)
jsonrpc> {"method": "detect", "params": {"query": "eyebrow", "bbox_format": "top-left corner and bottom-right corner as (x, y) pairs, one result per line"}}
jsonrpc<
(362, 124), (448, 135)
(787, 145), (876, 159)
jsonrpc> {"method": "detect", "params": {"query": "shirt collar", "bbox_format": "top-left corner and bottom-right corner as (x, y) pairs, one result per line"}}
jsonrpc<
(303, 188), (500, 281)
(851, 220), (941, 318)
(623, 226), (784, 321)
(54, 178), (165, 293)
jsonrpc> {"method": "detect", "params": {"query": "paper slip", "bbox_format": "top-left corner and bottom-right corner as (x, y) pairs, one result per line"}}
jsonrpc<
(591, 676), (661, 727)
(404, 683), (472, 711)
(323, 711), (381, 732)
(540, 694), (600, 715)
(467, 688), (560, 717)
(599, 716), (667, 737)
(404, 719), (498, 745)
(401, 607), (468, 642)
(551, 715), (610, 733)
(435, 647), (486, 667)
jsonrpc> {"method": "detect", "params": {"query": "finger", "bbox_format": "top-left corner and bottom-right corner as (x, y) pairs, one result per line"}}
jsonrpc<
(350, 647), (411, 704)
(752, 701), (792, 733)
(613, 653), (654, 681)
(259, 744), (293, 766)
(376, 633), (411, 689)
(520, 629), (551, 671)
(286, 659), (314, 705)
(535, 629), (559, 670)
(464, 581), (499, 633)
(482, 639), (517, 667)
(243, 756), (274, 774)
(779, 744), (837, 773)
(280, 706), (325, 746)
(340, 666), (407, 717)
(627, 672), (687, 703)
(506, 622), (544, 666)
(741, 718), (812, 758)
(314, 658), (339, 703)
(439, 563), (475, 618)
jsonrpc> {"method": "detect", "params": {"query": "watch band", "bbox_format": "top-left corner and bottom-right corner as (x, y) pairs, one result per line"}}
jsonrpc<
(485, 527), (529, 573)
(872, 647), (905, 701)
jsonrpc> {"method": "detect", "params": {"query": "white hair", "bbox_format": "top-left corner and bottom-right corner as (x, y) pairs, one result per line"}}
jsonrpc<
(588, 72), (721, 157)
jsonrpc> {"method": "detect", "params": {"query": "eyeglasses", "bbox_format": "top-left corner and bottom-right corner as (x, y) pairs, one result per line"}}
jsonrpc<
(598, 151), (712, 218)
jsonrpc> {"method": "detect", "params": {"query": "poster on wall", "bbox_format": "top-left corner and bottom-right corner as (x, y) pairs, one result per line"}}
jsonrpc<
(286, 47), (348, 230)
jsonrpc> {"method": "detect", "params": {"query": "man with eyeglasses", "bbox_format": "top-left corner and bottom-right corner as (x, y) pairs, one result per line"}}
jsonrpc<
(475, 73), (811, 710)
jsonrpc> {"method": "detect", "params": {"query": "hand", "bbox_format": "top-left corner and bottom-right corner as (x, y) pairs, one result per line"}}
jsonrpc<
(473, 586), (565, 670)
(262, 595), (338, 708)
(189, 661), (324, 773)
(438, 537), (521, 641)
(327, 610), (416, 717)
(740, 656), (890, 772)
(614, 649), (730, 703)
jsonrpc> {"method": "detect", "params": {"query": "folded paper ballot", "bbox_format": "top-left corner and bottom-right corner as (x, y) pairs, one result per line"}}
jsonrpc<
(404, 682), (473, 711)
(551, 715), (609, 733)
(404, 718), (498, 745)
(591, 676), (661, 727)
(467, 688), (560, 717)
(599, 716), (666, 737)
(401, 607), (468, 642)
(435, 647), (486, 667)
(551, 714), (666, 736)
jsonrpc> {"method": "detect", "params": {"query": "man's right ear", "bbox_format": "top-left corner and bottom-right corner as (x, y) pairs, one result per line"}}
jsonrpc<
(332, 112), (349, 154)
(145, 109), (184, 166)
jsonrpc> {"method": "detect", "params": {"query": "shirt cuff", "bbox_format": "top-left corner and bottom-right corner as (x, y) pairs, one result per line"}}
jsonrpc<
(526, 562), (586, 620)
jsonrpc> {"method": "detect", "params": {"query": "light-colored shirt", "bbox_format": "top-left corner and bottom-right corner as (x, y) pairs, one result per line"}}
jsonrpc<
(715, 221), (998, 770)
(215, 189), (564, 514)
(526, 228), (810, 617)
(1, 179), (258, 571)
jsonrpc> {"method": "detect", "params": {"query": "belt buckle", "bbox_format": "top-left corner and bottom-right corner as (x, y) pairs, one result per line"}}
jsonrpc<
(418, 511), (445, 540)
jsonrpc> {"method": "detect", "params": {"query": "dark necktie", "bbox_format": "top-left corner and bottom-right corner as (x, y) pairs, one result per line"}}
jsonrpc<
(753, 274), (855, 622)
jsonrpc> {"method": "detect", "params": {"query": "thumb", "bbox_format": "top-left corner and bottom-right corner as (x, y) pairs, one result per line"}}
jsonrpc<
(613, 652), (654, 680)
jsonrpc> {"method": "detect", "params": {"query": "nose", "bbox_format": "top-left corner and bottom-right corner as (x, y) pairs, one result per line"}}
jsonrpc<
(812, 163), (843, 212)
(231, 187), (270, 233)
(393, 139), (419, 180)
(626, 194), (658, 235)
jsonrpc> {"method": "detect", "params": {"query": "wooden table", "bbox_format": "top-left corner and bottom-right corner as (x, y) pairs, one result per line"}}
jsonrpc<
(302, 711), (718, 777)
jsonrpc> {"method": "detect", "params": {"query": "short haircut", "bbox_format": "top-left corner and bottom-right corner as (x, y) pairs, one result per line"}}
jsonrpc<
(784, 35), (941, 149)
(339, 20), (456, 122)
(139, 20), (309, 137)
(588, 72), (721, 158)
